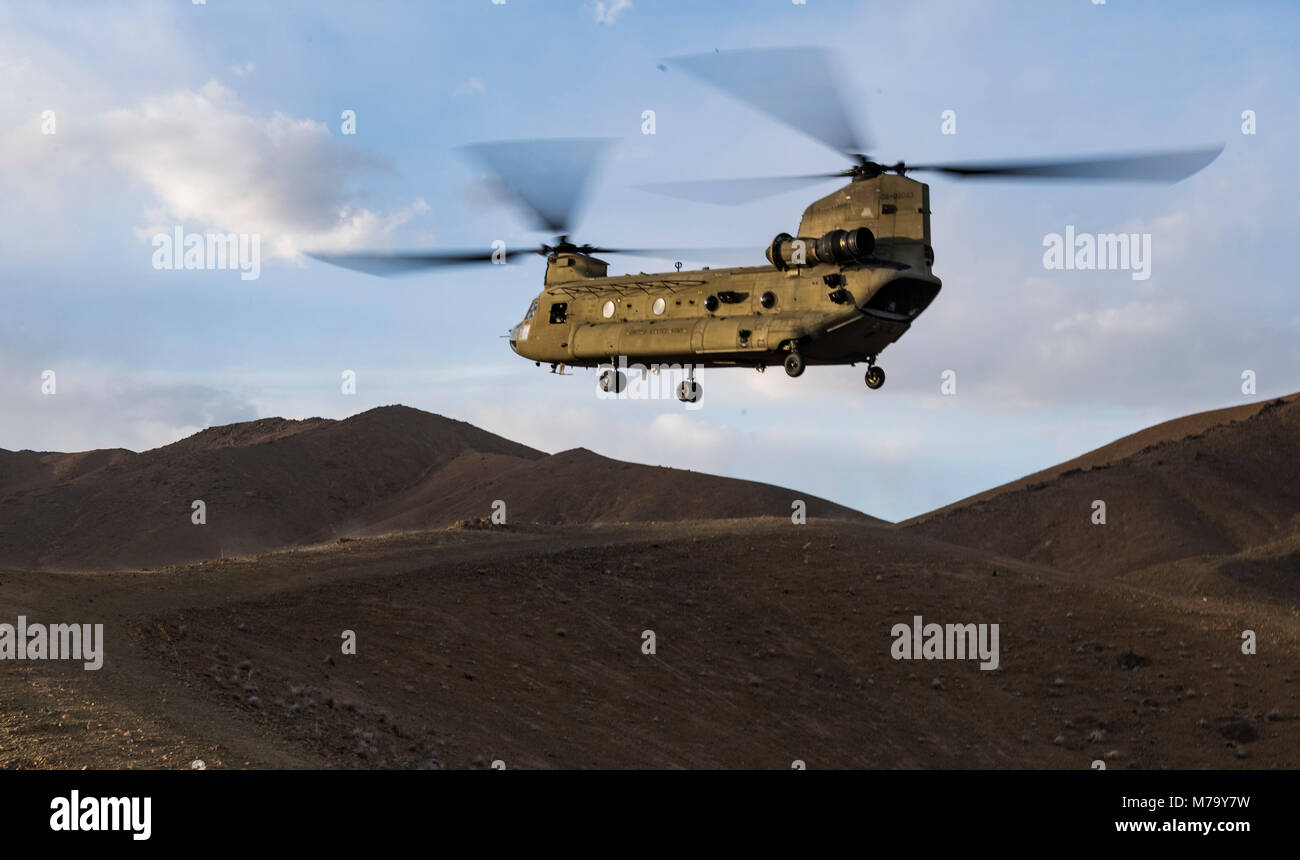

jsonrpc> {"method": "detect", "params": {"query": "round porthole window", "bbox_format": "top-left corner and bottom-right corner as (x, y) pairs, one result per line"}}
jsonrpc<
(652, 297), (666, 315)
(602, 299), (615, 319)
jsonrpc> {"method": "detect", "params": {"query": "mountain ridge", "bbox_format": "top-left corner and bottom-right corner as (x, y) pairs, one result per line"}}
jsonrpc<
(0, 405), (868, 570)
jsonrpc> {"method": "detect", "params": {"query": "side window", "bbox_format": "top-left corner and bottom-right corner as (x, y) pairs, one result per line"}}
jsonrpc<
(549, 302), (568, 324)
(526, 300), (539, 320)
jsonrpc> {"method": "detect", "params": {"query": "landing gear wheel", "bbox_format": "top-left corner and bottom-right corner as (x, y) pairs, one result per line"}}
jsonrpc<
(676, 380), (702, 403)
(600, 369), (627, 393)
(865, 366), (886, 390)
(783, 352), (805, 378)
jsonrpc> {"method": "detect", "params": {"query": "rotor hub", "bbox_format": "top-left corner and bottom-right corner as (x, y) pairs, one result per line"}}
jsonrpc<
(843, 156), (909, 180)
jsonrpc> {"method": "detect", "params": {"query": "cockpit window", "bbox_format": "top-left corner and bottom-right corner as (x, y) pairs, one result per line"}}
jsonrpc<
(526, 299), (539, 320)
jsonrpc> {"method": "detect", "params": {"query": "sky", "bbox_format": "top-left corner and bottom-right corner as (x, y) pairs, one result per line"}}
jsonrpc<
(1, 0), (1297, 522)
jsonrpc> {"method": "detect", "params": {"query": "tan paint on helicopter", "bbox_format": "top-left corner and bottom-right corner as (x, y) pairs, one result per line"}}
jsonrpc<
(510, 174), (941, 370)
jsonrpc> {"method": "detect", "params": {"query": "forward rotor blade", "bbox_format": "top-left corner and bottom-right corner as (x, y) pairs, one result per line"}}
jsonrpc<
(591, 245), (758, 261)
(667, 48), (871, 156)
(635, 173), (839, 205)
(459, 138), (614, 234)
(307, 248), (532, 276)
(908, 146), (1224, 182)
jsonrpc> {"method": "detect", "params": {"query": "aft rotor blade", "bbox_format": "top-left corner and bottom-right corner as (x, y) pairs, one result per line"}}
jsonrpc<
(307, 248), (532, 276)
(460, 138), (614, 234)
(634, 173), (840, 205)
(667, 48), (871, 156)
(908, 146), (1224, 182)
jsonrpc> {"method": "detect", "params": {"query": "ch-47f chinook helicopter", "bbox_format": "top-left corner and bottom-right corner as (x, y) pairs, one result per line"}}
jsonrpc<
(312, 48), (1222, 404)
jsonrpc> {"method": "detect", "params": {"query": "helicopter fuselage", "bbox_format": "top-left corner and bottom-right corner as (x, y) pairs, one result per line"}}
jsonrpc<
(509, 173), (941, 375)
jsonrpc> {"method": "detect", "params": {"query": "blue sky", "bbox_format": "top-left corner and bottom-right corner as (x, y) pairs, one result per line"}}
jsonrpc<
(1, 0), (1297, 521)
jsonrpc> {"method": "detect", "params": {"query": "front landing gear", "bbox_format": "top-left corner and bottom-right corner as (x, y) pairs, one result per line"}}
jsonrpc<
(864, 357), (885, 390)
(676, 366), (702, 403)
(783, 351), (805, 378)
(599, 368), (627, 393)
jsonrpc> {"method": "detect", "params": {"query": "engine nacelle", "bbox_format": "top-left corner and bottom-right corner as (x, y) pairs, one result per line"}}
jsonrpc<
(766, 227), (875, 270)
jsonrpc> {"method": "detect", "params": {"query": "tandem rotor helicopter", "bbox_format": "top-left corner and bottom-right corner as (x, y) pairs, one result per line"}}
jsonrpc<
(312, 48), (1222, 404)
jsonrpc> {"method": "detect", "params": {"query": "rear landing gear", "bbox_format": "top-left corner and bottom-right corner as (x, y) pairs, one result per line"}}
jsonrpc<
(783, 351), (805, 378)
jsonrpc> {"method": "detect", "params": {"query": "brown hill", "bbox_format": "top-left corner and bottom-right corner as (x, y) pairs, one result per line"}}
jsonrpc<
(0, 405), (868, 571)
(905, 394), (1300, 585)
(3, 404), (1299, 771)
(7, 519), (1299, 769)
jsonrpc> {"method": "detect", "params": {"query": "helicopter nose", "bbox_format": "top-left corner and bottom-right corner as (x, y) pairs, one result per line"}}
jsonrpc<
(509, 320), (532, 355)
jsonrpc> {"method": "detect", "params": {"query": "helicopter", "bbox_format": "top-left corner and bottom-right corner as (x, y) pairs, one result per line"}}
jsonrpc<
(311, 48), (1222, 404)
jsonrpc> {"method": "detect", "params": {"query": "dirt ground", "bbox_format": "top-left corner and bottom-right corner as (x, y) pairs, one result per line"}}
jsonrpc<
(2, 518), (1296, 769)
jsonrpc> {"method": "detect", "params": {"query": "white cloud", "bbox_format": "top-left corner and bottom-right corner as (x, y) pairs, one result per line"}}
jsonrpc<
(231, 61), (256, 78)
(453, 77), (485, 97)
(592, 0), (632, 25)
(101, 81), (426, 261)
(0, 340), (260, 453)
(1051, 300), (1187, 337)
(0, 80), (428, 263)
